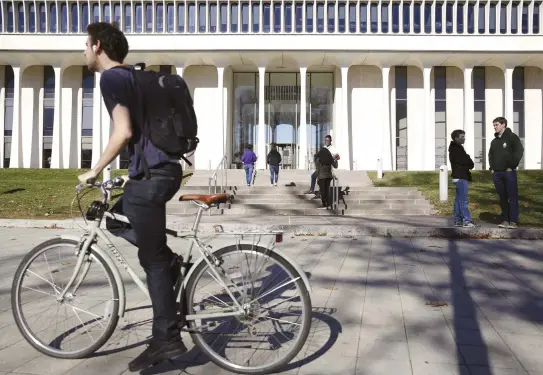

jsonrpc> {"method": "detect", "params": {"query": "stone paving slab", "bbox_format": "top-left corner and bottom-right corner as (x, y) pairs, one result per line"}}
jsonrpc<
(0, 215), (542, 239)
(1, 228), (543, 374)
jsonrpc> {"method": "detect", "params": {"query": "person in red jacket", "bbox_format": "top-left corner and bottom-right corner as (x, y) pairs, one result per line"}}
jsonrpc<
(448, 130), (476, 228)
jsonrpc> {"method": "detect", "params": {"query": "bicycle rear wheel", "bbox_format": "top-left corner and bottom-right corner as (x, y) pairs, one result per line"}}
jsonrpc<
(184, 244), (311, 375)
(11, 238), (120, 359)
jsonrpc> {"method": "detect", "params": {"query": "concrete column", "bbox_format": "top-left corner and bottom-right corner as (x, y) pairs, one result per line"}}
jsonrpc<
(298, 66), (307, 169)
(257, 66), (266, 169)
(175, 66), (184, 77)
(50, 66), (62, 168)
(340, 66), (351, 170)
(504, 66), (514, 132)
(10, 66), (22, 168)
(463, 66), (475, 159)
(217, 66), (225, 159)
(381, 66), (392, 170)
(91, 71), (102, 167)
(423, 66), (434, 170)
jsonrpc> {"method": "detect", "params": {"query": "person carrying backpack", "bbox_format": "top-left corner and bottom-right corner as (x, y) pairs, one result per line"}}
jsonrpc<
(241, 144), (257, 186)
(315, 145), (338, 209)
(267, 143), (282, 186)
(78, 22), (198, 372)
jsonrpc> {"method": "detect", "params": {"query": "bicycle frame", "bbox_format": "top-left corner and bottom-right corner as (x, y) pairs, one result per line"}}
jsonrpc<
(57, 181), (312, 323)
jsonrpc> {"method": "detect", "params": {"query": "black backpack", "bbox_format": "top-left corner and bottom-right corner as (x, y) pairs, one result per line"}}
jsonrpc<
(130, 64), (199, 178)
(318, 147), (335, 166)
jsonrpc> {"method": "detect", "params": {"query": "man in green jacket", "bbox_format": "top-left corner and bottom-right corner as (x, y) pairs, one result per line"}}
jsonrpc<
(488, 117), (524, 228)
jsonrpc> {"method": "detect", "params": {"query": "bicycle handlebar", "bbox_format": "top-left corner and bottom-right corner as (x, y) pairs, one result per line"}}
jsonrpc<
(75, 176), (126, 202)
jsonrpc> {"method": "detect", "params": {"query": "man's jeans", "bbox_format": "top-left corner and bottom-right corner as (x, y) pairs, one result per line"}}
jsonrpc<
(244, 164), (254, 185)
(453, 179), (471, 224)
(122, 163), (182, 343)
(269, 164), (279, 184)
(310, 171), (317, 191)
(493, 171), (519, 223)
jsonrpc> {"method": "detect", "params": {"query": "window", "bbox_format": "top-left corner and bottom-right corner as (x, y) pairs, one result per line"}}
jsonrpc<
(500, 3), (506, 33)
(446, 3), (453, 33)
(50, 3), (57, 32)
(135, 3), (143, 32)
(60, 3), (67, 32)
(489, 3), (496, 33)
(198, 3), (206, 32)
(284, 3), (292, 32)
(513, 67), (525, 169)
(349, 3), (356, 32)
(295, 2), (302, 32)
(328, 3), (335, 32)
(3, 66), (14, 168)
(305, 3), (315, 33)
(456, 2), (463, 33)
(42, 108), (54, 137)
(156, 3), (164, 32)
(434, 67), (447, 169)
(209, 3), (217, 33)
(403, 3), (410, 32)
(534, 3), (540, 33)
(188, 3), (195, 32)
(167, 3), (174, 32)
(178, 3), (185, 32)
(145, 3), (152, 32)
(81, 3), (89, 32)
(241, 2), (248, 32)
(338, 2), (346, 33)
(92, 3), (99, 23)
(7, 3), (14, 32)
(113, 3), (121, 25)
(44, 66), (55, 99)
(413, 3), (421, 33)
(230, 3), (238, 32)
(18, 3), (25, 32)
(435, 2), (442, 33)
(103, 3), (111, 23)
(424, 2), (431, 32)
(511, 2), (518, 33)
(473, 67), (486, 169)
(360, 2), (367, 32)
(467, 3), (474, 33)
(370, 3), (377, 32)
(522, 3), (528, 33)
(273, 3), (281, 32)
(316, 3), (324, 32)
(253, 3), (261, 33)
(220, 3), (227, 32)
(477, 3), (484, 33)
(382, 3), (389, 32)
(72, 3), (78, 32)
(39, 3), (46, 32)
(392, 3), (399, 33)
(125, 4), (132, 32)
(395, 66), (408, 170)
(29, 4), (36, 32)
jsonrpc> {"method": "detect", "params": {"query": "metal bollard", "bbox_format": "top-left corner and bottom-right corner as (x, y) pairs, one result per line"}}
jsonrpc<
(377, 158), (383, 179)
(439, 164), (448, 202)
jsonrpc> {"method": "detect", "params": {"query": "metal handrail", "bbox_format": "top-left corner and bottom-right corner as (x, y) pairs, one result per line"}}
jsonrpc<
(208, 155), (228, 195)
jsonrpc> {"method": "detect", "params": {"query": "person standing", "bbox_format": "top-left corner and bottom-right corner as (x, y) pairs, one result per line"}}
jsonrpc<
(305, 135), (339, 195)
(267, 143), (282, 186)
(315, 145), (338, 209)
(241, 144), (257, 186)
(448, 130), (475, 228)
(488, 116), (524, 228)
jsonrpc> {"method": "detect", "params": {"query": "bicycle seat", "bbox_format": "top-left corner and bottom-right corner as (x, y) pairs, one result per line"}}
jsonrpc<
(179, 193), (231, 206)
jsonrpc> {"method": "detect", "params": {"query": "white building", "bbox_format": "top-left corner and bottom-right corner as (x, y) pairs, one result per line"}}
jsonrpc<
(1, 0), (543, 172)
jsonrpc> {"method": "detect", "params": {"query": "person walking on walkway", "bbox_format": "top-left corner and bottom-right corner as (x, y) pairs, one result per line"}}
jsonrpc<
(448, 129), (475, 228)
(241, 144), (257, 186)
(488, 116), (524, 228)
(267, 143), (282, 186)
(315, 145), (338, 209)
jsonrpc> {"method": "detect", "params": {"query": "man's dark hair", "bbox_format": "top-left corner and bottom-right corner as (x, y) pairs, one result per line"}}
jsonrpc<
(493, 116), (508, 127)
(246, 144), (253, 150)
(325, 135), (332, 141)
(87, 22), (129, 63)
(451, 129), (465, 140)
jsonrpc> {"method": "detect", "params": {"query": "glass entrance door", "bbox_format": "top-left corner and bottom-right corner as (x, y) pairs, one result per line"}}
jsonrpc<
(265, 73), (300, 169)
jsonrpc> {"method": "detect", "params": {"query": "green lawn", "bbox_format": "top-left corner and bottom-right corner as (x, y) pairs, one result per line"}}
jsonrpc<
(0, 169), (190, 220)
(367, 170), (543, 227)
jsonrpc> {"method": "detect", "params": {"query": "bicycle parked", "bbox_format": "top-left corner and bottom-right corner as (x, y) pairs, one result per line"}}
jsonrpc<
(11, 176), (312, 374)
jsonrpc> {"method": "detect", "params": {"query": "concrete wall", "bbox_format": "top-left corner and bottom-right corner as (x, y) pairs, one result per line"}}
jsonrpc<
(525, 67), (543, 169)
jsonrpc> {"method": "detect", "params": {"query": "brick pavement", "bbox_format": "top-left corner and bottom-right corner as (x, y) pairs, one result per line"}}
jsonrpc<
(0, 228), (543, 375)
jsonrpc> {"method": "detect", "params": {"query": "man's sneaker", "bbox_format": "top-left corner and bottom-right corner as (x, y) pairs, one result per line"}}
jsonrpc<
(498, 221), (510, 228)
(463, 221), (476, 228)
(454, 222), (463, 227)
(304, 189), (314, 194)
(128, 338), (187, 372)
(508, 222), (518, 229)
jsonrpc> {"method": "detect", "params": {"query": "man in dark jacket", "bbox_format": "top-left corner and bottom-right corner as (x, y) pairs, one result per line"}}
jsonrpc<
(267, 144), (282, 186)
(489, 116), (524, 228)
(449, 130), (475, 228)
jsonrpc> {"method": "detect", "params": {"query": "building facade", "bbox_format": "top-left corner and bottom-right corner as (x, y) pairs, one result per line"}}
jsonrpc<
(1, 0), (543, 172)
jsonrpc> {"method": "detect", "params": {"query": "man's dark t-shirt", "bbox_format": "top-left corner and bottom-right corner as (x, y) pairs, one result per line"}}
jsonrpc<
(99, 66), (177, 178)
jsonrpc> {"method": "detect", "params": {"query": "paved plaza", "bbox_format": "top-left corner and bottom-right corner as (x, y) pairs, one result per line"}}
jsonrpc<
(0, 228), (543, 375)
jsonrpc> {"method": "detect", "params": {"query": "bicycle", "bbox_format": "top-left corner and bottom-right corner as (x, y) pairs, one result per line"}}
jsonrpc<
(11, 176), (313, 374)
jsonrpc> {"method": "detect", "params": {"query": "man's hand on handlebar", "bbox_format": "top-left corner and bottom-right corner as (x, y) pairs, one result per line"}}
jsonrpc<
(78, 169), (99, 185)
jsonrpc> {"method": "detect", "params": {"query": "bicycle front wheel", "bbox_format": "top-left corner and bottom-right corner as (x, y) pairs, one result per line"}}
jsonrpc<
(11, 238), (120, 359)
(185, 244), (312, 375)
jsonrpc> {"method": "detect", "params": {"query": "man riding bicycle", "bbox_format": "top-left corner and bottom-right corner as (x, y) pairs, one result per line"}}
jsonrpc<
(78, 22), (186, 372)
